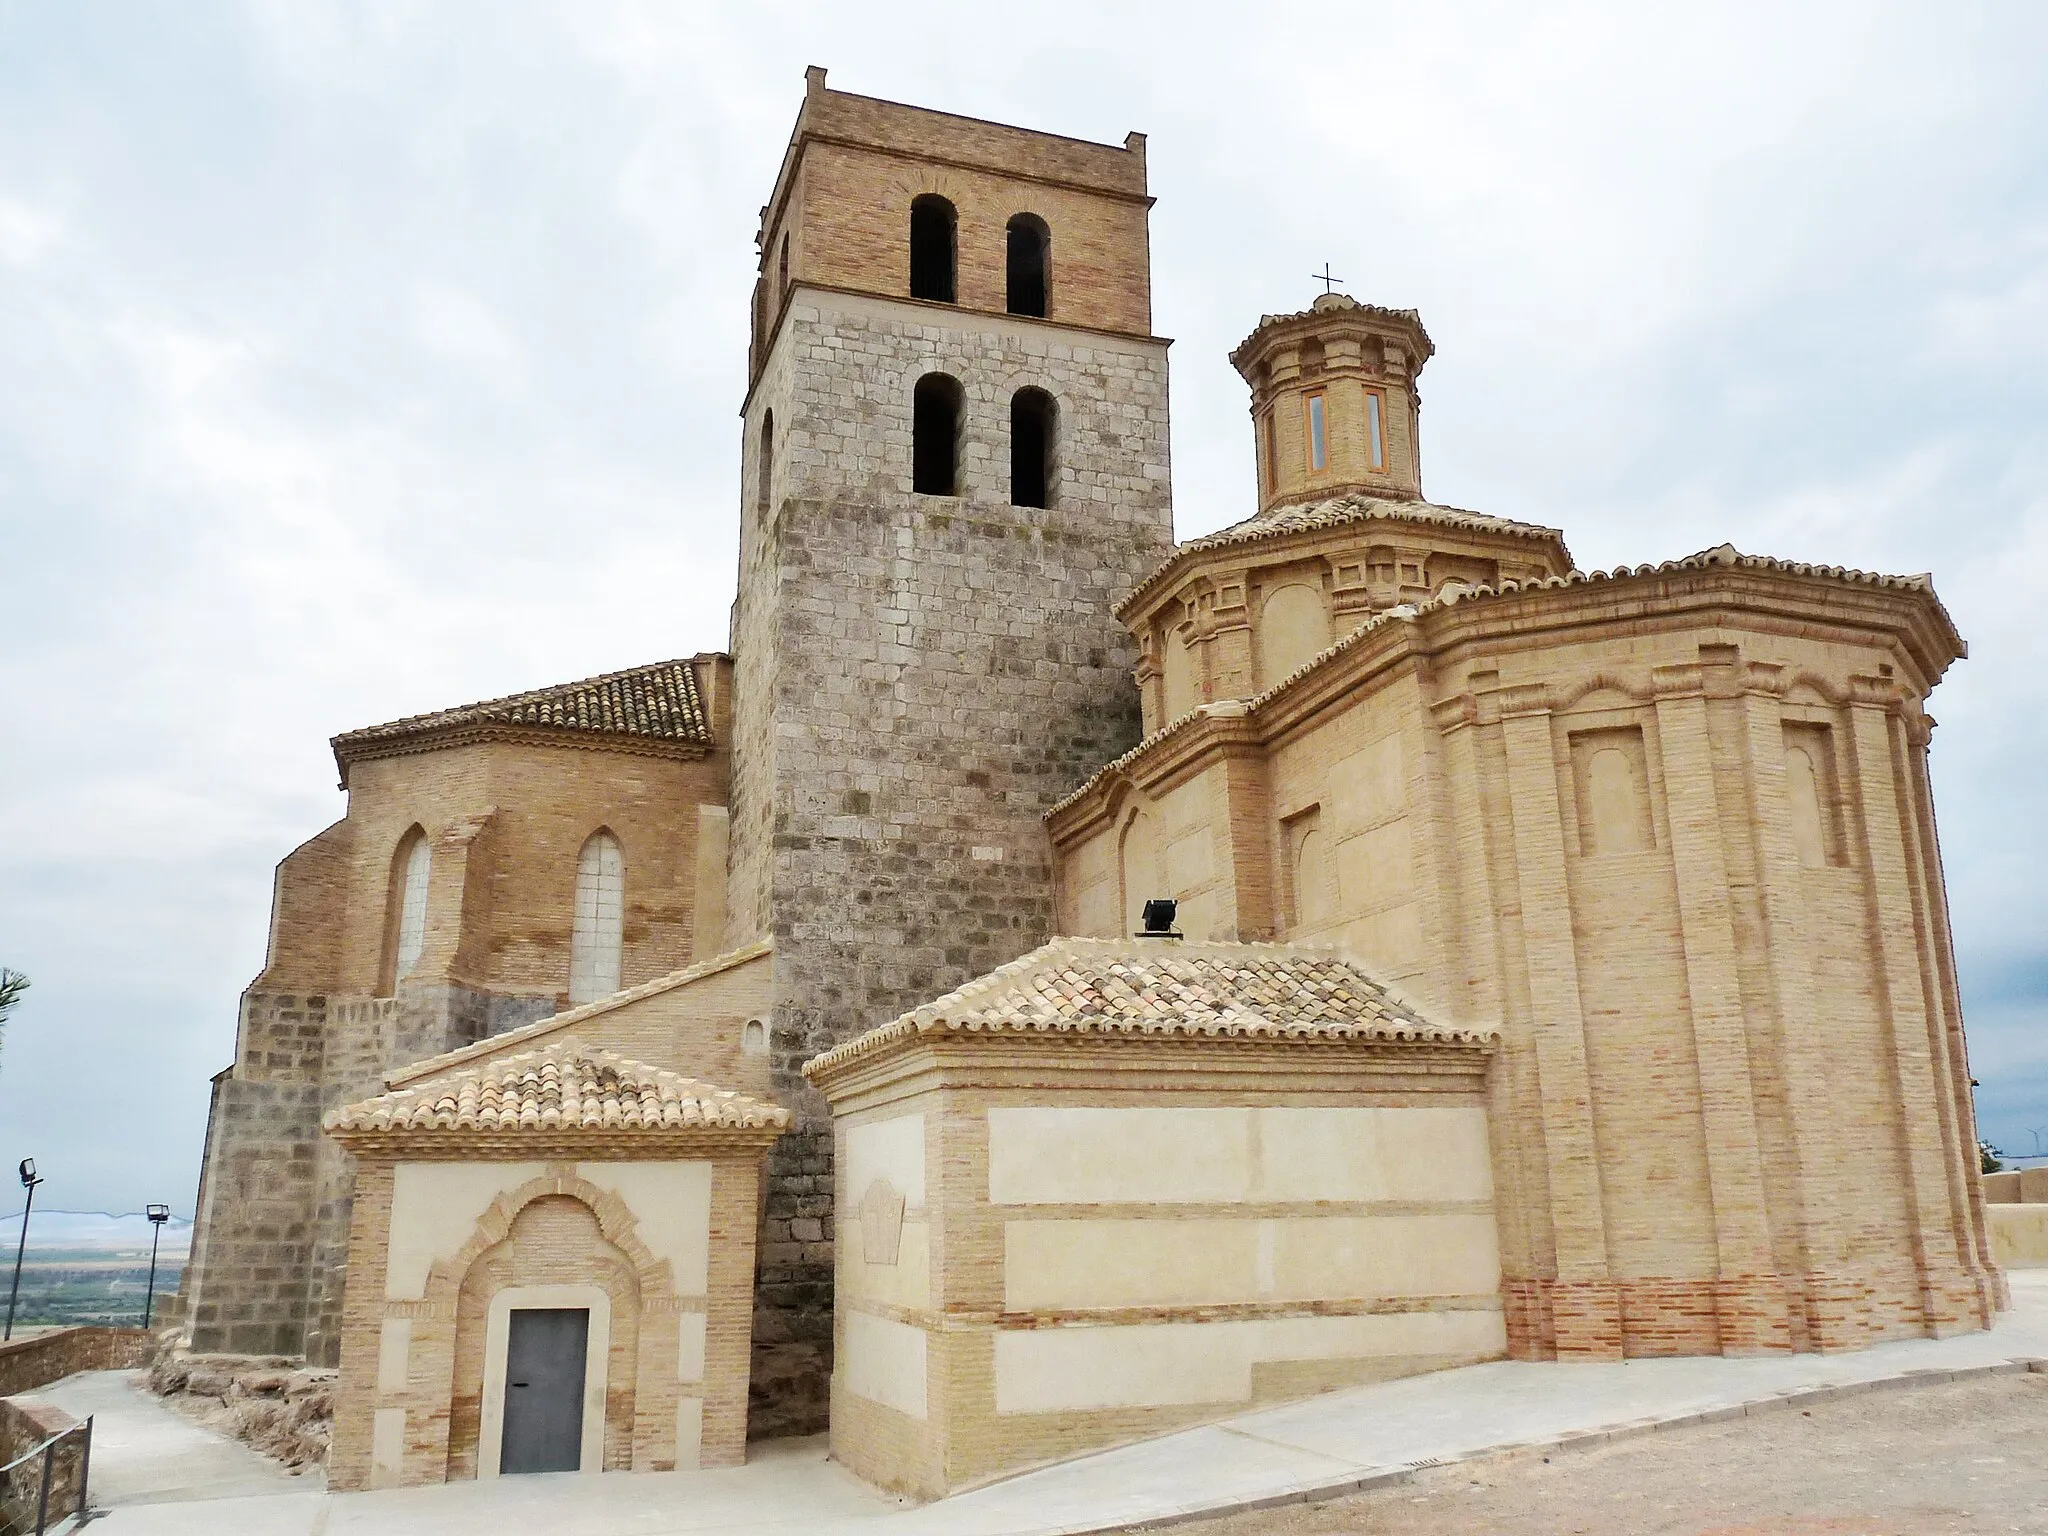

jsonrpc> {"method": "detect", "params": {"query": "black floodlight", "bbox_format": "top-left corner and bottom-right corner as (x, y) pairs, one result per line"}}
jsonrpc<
(6, 1157), (42, 1339)
(1137, 898), (1181, 938)
(143, 1204), (173, 1328)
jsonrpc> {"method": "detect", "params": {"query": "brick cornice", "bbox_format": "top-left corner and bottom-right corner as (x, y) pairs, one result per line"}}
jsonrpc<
(325, 1127), (783, 1160)
(1052, 554), (1964, 847)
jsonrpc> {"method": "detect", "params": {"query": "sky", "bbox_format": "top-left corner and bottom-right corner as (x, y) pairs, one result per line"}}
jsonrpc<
(0, 0), (2044, 1218)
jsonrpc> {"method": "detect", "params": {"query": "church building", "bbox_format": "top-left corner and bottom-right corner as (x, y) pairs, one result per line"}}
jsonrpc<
(175, 69), (2000, 1499)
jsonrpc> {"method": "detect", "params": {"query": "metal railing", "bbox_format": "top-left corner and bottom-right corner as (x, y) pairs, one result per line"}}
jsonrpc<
(0, 1414), (92, 1534)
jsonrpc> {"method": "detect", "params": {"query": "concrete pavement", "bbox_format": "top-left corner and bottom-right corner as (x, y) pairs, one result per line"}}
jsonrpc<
(36, 1270), (2048, 1536)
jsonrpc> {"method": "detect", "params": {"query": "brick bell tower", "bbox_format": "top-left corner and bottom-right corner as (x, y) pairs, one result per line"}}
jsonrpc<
(725, 69), (1175, 1432)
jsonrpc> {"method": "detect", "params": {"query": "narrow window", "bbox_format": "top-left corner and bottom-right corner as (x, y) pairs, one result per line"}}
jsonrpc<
(1005, 213), (1050, 317)
(1010, 387), (1056, 507)
(1366, 389), (1386, 470)
(778, 231), (789, 293)
(756, 408), (774, 518)
(1261, 410), (1277, 491)
(1305, 390), (1327, 472)
(913, 372), (964, 495)
(569, 830), (625, 1004)
(382, 827), (431, 994)
(909, 195), (957, 303)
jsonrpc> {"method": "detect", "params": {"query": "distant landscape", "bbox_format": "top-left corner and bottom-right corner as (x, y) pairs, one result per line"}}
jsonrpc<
(0, 1210), (192, 1330)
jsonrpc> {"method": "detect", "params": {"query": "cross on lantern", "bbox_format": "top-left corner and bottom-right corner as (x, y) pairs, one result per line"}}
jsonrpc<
(1313, 263), (1344, 294)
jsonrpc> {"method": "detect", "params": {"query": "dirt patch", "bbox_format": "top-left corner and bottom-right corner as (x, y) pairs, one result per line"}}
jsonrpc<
(1166, 1372), (2048, 1536)
(146, 1347), (333, 1472)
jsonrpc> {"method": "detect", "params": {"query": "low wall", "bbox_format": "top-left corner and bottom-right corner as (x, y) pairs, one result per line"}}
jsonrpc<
(1982, 1169), (2048, 1203)
(1989, 1205), (2048, 1269)
(0, 1395), (87, 1532)
(0, 1327), (154, 1398)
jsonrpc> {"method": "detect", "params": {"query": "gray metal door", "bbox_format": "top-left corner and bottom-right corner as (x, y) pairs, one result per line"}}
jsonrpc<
(500, 1308), (589, 1474)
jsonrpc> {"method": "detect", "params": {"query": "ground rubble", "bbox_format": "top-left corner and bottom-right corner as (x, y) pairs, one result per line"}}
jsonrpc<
(145, 1341), (334, 1471)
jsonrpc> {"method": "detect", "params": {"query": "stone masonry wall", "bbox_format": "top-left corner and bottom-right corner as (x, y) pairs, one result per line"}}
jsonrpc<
(185, 984), (558, 1362)
(729, 289), (1174, 1432)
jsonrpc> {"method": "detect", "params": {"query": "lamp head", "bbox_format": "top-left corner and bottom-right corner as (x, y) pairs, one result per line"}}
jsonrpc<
(17, 1158), (38, 1188)
(1137, 898), (1181, 938)
(146, 1204), (171, 1225)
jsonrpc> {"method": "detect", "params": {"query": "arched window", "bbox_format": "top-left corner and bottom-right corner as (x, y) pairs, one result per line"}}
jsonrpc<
(778, 231), (790, 294)
(569, 830), (624, 1004)
(756, 408), (774, 519)
(1010, 387), (1056, 508)
(1006, 213), (1050, 317)
(913, 373), (964, 496)
(381, 826), (431, 995)
(909, 195), (956, 303)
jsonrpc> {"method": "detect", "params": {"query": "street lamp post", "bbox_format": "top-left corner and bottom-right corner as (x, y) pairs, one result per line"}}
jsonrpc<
(142, 1205), (171, 1329)
(5, 1158), (44, 1341)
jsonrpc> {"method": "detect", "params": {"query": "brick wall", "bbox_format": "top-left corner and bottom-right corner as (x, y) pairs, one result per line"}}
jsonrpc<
(750, 70), (1152, 380)
(0, 1327), (153, 1399)
(1050, 563), (1997, 1362)
(186, 703), (736, 1364)
(0, 1395), (90, 1531)
(329, 1154), (765, 1491)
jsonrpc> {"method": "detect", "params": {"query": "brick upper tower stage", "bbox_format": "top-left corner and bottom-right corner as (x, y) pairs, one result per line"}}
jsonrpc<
(724, 68), (1176, 1431)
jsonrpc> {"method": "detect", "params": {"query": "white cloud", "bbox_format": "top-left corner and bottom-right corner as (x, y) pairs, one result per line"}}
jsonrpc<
(1, 0), (2044, 1214)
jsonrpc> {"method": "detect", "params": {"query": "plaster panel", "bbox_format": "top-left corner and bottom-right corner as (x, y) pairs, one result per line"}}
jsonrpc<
(990, 1106), (1489, 1206)
(385, 1162), (545, 1300)
(995, 1322), (1247, 1413)
(1007, 1213), (1498, 1310)
(1165, 827), (1215, 892)
(843, 1311), (929, 1420)
(675, 1397), (704, 1470)
(1265, 1213), (1501, 1300)
(1257, 1107), (1494, 1203)
(992, 1309), (1504, 1415)
(1330, 734), (1406, 829)
(576, 1161), (714, 1295)
(370, 1407), (407, 1488)
(844, 1114), (928, 1209)
(843, 1220), (932, 1310)
(676, 1312), (707, 1383)
(374, 1319), (411, 1395)
(989, 1107), (1251, 1204)
(1334, 818), (1412, 911)
(1006, 1219), (1258, 1309)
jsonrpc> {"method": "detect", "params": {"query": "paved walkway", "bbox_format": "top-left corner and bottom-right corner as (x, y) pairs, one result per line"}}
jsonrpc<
(40, 1271), (2048, 1536)
(31, 1370), (309, 1509)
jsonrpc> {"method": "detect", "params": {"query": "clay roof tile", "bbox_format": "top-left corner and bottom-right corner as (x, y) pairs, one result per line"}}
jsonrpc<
(325, 1045), (789, 1139)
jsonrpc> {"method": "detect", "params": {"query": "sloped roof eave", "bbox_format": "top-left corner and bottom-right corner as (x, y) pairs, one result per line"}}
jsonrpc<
(804, 937), (1493, 1083)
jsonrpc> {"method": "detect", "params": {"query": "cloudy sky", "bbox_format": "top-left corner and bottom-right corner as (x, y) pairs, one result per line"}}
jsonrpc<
(2, 1), (2044, 1218)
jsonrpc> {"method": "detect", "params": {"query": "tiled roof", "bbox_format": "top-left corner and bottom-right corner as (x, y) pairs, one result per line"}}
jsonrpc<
(333, 658), (712, 761)
(386, 940), (772, 1089)
(1228, 294), (1435, 362)
(328, 1045), (787, 1136)
(1116, 494), (1568, 619)
(804, 938), (1490, 1078)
